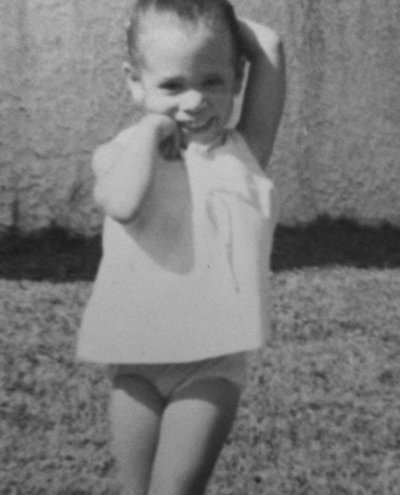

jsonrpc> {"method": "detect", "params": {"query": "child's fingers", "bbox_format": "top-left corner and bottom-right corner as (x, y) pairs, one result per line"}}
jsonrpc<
(159, 131), (181, 161)
(142, 113), (181, 160)
(158, 135), (172, 158)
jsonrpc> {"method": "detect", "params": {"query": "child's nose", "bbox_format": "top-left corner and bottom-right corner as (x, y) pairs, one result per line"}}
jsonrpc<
(181, 90), (206, 114)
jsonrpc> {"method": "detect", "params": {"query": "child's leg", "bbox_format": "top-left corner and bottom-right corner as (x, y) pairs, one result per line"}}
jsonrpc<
(110, 373), (165, 495)
(148, 377), (241, 495)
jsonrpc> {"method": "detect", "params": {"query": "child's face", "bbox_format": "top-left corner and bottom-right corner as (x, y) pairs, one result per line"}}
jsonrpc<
(127, 11), (242, 146)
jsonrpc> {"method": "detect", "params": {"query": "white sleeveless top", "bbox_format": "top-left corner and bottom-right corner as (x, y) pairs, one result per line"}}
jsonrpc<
(77, 130), (278, 363)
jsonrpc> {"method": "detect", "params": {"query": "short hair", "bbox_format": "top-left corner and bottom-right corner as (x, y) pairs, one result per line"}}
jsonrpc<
(126, 0), (243, 66)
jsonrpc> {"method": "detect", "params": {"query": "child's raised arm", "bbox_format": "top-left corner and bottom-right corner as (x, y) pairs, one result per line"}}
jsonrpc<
(237, 19), (286, 168)
(92, 114), (178, 223)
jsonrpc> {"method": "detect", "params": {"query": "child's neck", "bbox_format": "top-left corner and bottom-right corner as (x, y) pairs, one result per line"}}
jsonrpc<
(184, 130), (228, 154)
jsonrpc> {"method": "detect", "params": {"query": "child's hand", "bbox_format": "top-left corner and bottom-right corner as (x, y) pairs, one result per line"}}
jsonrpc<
(143, 113), (182, 161)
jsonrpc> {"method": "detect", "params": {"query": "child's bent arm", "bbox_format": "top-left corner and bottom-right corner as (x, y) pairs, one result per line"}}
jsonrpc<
(92, 115), (176, 223)
(237, 19), (286, 168)
(92, 127), (158, 223)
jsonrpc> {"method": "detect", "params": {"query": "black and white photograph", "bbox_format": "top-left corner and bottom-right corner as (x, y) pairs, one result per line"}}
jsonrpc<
(1, 1), (400, 494)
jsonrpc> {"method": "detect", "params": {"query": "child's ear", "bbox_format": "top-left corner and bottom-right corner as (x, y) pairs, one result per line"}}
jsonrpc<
(234, 56), (247, 95)
(123, 62), (144, 105)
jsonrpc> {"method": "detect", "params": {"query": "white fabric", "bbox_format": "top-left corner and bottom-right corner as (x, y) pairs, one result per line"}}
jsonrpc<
(77, 130), (278, 363)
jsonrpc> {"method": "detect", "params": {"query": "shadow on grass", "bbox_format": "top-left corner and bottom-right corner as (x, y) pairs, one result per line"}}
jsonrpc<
(0, 216), (399, 282)
(0, 228), (102, 282)
(272, 216), (400, 272)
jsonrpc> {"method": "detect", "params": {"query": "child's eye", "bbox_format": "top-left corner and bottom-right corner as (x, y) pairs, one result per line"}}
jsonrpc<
(203, 77), (224, 89)
(159, 81), (184, 93)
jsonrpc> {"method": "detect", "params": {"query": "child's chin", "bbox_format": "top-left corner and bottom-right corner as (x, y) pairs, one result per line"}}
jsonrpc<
(180, 118), (223, 146)
(185, 128), (225, 148)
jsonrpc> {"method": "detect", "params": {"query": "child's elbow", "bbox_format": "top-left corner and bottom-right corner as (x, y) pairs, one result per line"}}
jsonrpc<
(270, 28), (281, 46)
(91, 143), (140, 223)
(265, 28), (284, 69)
(93, 184), (138, 224)
(242, 20), (283, 63)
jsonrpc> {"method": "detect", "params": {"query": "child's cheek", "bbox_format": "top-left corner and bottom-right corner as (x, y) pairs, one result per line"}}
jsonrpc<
(146, 94), (172, 115)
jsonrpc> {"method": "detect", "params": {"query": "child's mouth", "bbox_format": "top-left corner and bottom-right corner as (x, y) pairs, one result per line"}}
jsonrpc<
(182, 118), (215, 134)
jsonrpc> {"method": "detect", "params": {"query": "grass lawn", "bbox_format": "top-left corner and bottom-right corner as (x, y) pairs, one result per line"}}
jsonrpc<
(1, 219), (400, 494)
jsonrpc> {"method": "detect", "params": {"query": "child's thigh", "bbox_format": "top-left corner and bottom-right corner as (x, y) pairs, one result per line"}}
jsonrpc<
(149, 377), (242, 495)
(110, 373), (165, 494)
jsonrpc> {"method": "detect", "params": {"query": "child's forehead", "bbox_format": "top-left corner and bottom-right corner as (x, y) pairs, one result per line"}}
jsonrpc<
(138, 18), (235, 73)
(138, 8), (228, 44)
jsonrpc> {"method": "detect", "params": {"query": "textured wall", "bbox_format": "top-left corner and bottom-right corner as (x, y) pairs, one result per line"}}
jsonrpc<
(1, 0), (400, 234)
(0, 0), (132, 234)
(235, 0), (400, 225)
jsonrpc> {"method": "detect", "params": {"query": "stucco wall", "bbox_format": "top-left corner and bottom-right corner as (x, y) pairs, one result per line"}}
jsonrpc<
(1, 0), (399, 234)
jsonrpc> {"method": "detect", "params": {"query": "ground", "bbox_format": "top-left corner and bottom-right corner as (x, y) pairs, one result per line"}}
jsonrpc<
(1, 216), (400, 494)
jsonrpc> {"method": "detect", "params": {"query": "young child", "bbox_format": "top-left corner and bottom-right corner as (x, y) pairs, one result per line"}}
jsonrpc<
(77, 0), (285, 493)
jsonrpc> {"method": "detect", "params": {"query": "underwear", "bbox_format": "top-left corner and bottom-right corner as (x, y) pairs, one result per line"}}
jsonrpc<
(109, 352), (249, 400)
